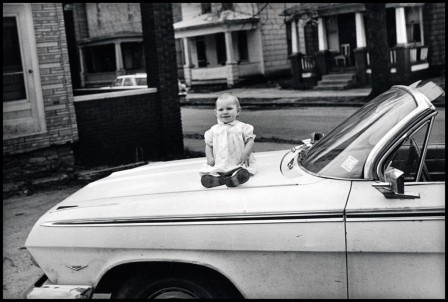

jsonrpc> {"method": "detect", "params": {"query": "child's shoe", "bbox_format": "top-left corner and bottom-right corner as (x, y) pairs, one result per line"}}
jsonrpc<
(201, 174), (226, 188)
(225, 168), (250, 187)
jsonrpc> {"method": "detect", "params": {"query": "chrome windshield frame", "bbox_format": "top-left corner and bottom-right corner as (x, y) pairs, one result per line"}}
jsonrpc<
(364, 85), (436, 179)
(374, 113), (437, 181)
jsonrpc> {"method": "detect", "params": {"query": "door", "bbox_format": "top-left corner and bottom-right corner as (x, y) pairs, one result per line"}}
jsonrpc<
(196, 37), (207, 67)
(345, 119), (445, 298)
(337, 13), (356, 66)
(3, 4), (45, 137)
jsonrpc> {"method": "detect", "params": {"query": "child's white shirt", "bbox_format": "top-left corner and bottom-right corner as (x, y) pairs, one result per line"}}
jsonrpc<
(200, 119), (257, 175)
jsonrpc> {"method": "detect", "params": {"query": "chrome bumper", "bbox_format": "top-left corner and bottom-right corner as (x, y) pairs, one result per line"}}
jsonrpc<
(24, 274), (93, 299)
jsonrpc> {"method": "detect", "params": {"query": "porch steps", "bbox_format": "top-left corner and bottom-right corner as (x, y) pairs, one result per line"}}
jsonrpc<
(314, 71), (357, 90)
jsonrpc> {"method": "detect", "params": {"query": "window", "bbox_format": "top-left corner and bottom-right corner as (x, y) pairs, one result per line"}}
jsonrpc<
(111, 78), (123, 87)
(385, 8), (397, 48)
(237, 31), (249, 62)
(222, 3), (233, 11)
(196, 37), (207, 67)
(135, 77), (147, 86)
(286, 22), (292, 55)
(84, 44), (116, 73)
(3, 16), (26, 102)
(122, 42), (144, 71)
(405, 6), (423, 44)
(216, 33), (226, 65)
(201, 3), (211, 14)
(384, 122), (431, 182)
(123, 78), (133, 86)
(3, 3), (46, 138)
(326, 16), (339, 52)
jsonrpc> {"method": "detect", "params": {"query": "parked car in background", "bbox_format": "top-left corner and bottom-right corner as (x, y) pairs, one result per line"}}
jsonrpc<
(101, 73), (188, 96)
(24, 81), (444, 299)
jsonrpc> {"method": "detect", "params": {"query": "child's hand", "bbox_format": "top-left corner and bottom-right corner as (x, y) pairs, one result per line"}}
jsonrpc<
(238, 153), (250, 166)
(207, 157), (215, 166)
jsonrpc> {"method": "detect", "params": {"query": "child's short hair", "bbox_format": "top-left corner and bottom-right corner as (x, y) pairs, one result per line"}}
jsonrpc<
(216, 93), (240, 108)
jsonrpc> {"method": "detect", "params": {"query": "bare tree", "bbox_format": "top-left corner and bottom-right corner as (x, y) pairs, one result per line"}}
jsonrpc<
(364, 3), (391, 98)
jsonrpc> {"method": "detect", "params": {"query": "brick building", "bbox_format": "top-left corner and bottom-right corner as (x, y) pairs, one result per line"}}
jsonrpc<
(3, 3), (184, 184)
(3, 3), (78, 182)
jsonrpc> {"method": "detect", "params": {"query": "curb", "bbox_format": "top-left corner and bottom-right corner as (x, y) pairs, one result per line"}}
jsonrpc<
(181, 96), (370, 107)
(181, 95), (445, 108)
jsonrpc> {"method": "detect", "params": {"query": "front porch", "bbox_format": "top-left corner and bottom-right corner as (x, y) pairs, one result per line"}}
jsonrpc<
(285, 3), (431, 89)
(174, 10), (264, 88)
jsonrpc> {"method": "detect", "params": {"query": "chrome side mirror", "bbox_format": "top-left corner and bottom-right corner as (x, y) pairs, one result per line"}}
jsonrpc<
(372, 166), (420, 199)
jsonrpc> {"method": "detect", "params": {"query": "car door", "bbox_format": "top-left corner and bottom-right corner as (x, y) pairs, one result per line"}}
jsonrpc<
(344, 117), (445, 298)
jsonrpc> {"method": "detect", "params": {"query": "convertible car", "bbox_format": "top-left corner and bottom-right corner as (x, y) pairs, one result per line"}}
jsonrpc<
(25, 81), (445, 299)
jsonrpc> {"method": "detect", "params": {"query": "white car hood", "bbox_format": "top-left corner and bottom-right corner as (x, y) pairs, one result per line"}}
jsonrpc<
(34, 150), (351, 225)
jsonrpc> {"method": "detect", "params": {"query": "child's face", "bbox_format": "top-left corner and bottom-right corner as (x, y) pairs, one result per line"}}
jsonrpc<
(214, 98), (240, 124)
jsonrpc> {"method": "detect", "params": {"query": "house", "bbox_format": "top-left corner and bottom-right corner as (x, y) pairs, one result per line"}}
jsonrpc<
(3, 3), (78, 183)
(70, 3), (300, 89)
(174, 3), (298, 88)
(65, 3), (146, 88)
(3, 3), (184, 187)
(282, 3), (445, 89)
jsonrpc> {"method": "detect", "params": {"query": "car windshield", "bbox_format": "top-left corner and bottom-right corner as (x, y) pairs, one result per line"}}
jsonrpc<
(301, 88), (418, 179)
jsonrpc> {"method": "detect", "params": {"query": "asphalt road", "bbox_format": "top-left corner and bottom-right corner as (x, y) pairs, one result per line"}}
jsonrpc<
(181, 106), (445, 144)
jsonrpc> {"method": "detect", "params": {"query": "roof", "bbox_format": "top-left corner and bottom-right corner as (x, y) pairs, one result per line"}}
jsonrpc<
(174, 10), (259, 32)
(282, 3), (426, 19)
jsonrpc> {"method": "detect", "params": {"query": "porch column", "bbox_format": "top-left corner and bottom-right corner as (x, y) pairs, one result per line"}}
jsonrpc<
(115, 42), (125, 75)
(225, 31), (238, 87)
(395, 7), (408, 45)
(418, 6), (424, 45)
(78, 46), (86, 87)
(182, 37), (193, 86)
(317, 17), (328, 51)
(355, 12), (366, 48)
(291, 21), (298, 54)
(298, 23), (306, 54)
(354, 12), (368, 86)
(315, 17), (331, 76)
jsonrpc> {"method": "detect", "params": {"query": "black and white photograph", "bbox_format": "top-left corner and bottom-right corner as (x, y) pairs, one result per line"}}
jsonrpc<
(3, 2), (445, 299)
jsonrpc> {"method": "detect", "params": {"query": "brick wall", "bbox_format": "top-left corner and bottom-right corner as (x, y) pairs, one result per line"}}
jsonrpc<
(424, 3), (445, 72)
(73, 4), (184, 167)
(3, 3), (78, 182)
(141, 3), (184, 157)
(73, 91), (162, 166)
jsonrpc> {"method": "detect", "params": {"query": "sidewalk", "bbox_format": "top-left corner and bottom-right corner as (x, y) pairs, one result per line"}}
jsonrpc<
(182, 75), (445, 107)
(182, 86), (372, 107)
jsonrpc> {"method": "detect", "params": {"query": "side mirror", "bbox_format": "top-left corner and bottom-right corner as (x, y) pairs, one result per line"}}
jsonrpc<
(311, 132), (324, 144)
(372, 166), (420, 199)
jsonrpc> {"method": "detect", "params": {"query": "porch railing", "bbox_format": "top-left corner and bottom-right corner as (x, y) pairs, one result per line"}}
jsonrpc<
(366, 50), (397, 67)
(191, 66), (226, 81)
(301, 56), (316, 72)
(409, 46), (429, 63)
